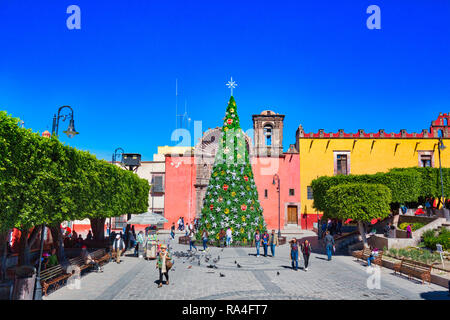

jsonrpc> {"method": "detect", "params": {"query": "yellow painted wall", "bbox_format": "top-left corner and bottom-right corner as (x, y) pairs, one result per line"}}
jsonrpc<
(299, 138), (450, 215)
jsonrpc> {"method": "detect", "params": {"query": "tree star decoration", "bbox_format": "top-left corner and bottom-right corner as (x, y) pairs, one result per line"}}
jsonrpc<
(226, 77), (238, 96)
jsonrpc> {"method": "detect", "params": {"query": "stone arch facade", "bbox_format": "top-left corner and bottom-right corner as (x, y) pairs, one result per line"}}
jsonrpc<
(193, 127), (252, 217)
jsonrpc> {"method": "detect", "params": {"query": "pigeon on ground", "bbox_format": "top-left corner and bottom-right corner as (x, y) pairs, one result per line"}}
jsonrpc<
(220, 273), (225, 277)
(234, 260), (237, 264)
(277, 272), (280, 276)
(237, 264), (242, 268)
(212, 258), (218, 264)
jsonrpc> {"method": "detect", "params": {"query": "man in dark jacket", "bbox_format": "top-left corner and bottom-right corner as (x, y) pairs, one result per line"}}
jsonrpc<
(324, 231), (335, 261)
(112, 234), (125, 263)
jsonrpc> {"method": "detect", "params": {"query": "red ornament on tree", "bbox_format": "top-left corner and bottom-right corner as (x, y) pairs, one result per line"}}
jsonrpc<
(241, 204), (247, 211)
(243, 176), (248, 182)
(210, 204), (214, 210)
(227, 118), (233, 125)
(223, 184), (229, 191)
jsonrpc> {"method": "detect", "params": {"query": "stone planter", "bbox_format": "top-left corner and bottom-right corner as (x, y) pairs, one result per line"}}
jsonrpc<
(11, 266), (36, 300)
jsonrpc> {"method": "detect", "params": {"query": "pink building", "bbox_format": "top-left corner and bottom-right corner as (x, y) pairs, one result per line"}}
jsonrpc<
(163, 110), (305, 231)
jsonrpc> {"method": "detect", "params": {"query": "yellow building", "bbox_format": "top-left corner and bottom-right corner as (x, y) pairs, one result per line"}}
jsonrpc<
(296, 113), (450, 218)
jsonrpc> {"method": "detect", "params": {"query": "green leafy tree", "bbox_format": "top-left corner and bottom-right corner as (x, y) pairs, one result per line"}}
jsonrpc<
(197, 96), (266, 244)
(0, 110), (149, 265)
(325, 183), (392, 247)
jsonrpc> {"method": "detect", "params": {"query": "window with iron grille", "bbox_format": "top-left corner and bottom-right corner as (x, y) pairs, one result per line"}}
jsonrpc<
(264, 189), (268, 198)
(307, 186), (313, 200)
(289, 188), (295, 196)
(152, 175), (164, 193)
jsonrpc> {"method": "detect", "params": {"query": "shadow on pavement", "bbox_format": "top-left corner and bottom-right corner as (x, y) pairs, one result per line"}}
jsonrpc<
(420, 290), (450, 300)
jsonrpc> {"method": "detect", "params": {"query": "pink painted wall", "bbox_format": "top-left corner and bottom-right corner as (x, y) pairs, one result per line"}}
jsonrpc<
(252, 153), (301, 230)
(164, 155), (197, 229)
(163, 154), (303, 231)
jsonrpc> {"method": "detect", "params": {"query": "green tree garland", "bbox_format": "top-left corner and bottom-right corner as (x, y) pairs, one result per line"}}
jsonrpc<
(197, 96), (266, 244)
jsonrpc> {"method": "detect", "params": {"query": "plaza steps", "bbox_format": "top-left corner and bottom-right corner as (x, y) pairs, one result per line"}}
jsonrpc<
(281, 225), (316, 239)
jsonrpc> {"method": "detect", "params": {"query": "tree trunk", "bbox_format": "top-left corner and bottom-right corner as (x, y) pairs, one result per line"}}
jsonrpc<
(358, 221), (369, 248)
(90, 218), (106, 241)
(18, 226), (43, 266)
(0, 231), (8, 281)
(18, 229), (30, 266)
(49, 225), (66, 263)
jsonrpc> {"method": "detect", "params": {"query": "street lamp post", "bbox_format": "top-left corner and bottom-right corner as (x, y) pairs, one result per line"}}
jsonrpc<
(34, 106), (79, 300)
(51, 106), (79, 138)
(438, 137), (447, 212)
(112, 148), (125, 164)
(273, 174), (281, 238)
(110, 148), (125, 235)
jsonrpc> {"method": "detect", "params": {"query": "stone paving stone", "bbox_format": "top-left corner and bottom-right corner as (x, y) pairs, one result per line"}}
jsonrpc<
(44, 234), (449, 300)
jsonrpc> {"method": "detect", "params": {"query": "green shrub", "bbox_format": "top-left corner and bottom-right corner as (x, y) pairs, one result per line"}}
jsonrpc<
(422, 229), (436, 239)
(398, 222), (425, 231)
(388, 248), (398, 258)
(423, 228), (450, 250)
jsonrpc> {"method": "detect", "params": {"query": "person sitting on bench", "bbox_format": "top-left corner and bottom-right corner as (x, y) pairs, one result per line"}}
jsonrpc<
(81, 245), (103, 272)
(367, 247), (379, 267)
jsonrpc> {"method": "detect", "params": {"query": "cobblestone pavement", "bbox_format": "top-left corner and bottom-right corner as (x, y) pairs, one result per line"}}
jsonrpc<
(44, 234), (450, 300)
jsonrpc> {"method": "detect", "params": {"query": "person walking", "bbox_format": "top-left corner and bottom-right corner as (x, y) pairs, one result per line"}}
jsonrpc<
(324, 231), (335, 261)
(156, 244), (172, 288)
(261, 230), (269, 257)
(290, 238), (299, 271)
(226, 227), (232, 247)
(269, 230), (279, 257)
(301, 239), (312, 271)
(218, 228), (226, 247)
(128, 227), (135, 251)
(337, 220), (343, 235)
(254, 230), (261, 257)
(425, 199), (432, 217)
(170, 223), (176, 240)
(112, 234), (125, 263)
(136, 231), (145, 257)
(202, 229), (209, 251)
(406, 224), (412, 238)
(189, 228), (197, 252)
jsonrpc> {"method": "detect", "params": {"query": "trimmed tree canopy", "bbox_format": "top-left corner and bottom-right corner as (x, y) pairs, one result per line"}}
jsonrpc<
(325, 183), (392, 222)
(311, 167), (450, 213)
(0, 111), (149, 233)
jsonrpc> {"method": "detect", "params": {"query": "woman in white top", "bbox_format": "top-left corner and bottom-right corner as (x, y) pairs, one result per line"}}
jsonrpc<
(226, 228), (232, 247)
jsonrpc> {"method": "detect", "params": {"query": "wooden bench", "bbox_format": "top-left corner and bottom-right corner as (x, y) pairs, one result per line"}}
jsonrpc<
(38, 249), (110, 296)
(393, 258), (432, 284)
(352, 248), (383, 267)
(69, 249), (108, 272)
(91, 249), (110, 265)
(40, 265), (71, 296)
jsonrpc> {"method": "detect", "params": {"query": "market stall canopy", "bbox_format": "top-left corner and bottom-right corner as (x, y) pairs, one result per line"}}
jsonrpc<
(127, 211), (168, 225)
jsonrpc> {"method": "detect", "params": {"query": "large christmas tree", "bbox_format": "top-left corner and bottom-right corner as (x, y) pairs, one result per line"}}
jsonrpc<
(198, 96), (267, 244)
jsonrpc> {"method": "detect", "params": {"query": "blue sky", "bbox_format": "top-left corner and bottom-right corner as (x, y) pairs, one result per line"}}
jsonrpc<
(1, 0), (449, 160)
